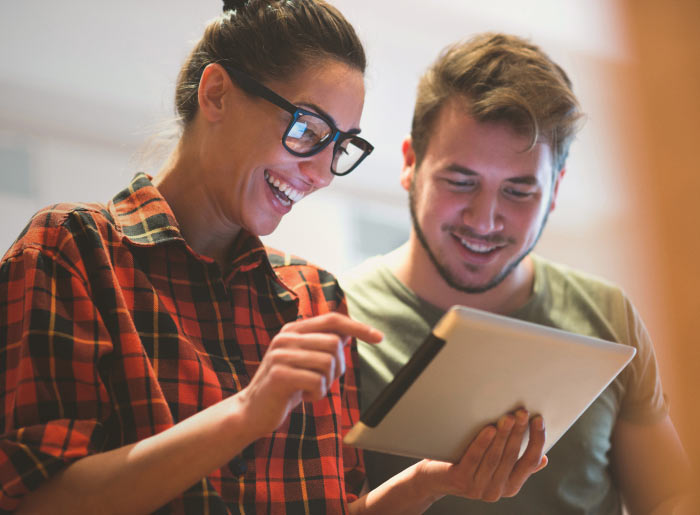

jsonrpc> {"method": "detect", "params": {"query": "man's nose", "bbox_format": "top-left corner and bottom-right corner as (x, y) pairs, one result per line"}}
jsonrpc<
(462, 193), (504, 234)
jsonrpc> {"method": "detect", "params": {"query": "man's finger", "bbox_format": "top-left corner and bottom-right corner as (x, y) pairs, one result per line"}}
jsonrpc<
(456, 424), (498, 474)
(487, 409), (530, 487)
(473, 414), (515, 490)
(506, 415), (547, 494)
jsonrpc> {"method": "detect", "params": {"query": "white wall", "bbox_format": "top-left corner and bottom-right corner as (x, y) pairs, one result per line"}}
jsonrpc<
(0, 0), (638, 291)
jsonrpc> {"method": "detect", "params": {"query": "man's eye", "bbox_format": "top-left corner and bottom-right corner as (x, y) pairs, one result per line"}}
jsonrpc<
(504, 187), (533, 198)
(446, 179), (476, 187)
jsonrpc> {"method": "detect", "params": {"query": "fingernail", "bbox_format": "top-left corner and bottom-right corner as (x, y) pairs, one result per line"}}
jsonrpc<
(498, 415), (514, 430)
(533, 415), (544, 430)
(515, 409), (528, 425)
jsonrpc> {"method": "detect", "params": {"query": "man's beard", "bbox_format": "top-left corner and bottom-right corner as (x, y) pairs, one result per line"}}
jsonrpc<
(408, 180), (551, 295)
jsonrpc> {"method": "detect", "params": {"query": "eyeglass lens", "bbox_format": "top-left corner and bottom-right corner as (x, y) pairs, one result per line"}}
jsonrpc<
(285, 114), (332, 153)
(284, 112), (368, 175)
(333, 138), (369, 175)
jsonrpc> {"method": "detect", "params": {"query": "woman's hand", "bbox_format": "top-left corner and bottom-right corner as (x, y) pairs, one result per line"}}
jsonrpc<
(236, 312), (383, 438)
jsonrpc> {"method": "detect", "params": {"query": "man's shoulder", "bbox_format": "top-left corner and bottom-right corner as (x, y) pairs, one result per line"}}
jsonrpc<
(533, 254), (626, 300)
(529, 255), (637, 342)
(340, 254), (389, 289)
(339, 254), (402, 310)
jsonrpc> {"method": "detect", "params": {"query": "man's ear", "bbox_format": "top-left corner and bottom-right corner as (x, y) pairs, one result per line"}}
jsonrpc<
(549, 167), (566, 212)
(400, 136), (417, 192)
(197, 63), (231, 123)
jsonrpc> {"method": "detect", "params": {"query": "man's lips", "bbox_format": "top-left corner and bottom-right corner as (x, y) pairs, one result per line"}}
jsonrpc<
(454, 235), (507, 254)
(446, 225), (512, 255)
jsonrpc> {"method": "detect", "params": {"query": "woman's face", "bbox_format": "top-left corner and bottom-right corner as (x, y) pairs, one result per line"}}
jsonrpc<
(200, 59), (366, 237)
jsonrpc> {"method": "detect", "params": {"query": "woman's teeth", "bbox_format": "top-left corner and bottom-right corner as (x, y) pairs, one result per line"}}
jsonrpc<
(265, 171), (305, 204)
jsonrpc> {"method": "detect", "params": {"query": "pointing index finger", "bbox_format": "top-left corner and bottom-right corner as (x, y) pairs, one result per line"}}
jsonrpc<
(283, 312), (383, 344)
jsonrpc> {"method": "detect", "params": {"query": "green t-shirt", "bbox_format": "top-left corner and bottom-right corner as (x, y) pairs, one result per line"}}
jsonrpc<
(341, 253), (668, 515)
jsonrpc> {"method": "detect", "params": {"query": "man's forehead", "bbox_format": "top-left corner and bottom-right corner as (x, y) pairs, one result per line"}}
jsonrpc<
(422, 107), (556, 181)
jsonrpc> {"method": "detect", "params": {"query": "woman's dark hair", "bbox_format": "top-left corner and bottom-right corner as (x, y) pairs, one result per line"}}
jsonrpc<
(175, 0), (366, 127)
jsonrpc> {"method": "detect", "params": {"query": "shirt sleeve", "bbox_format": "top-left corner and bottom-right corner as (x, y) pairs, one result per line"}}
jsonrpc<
(0, 247), (113, 513)
(617, 295), (669, 424)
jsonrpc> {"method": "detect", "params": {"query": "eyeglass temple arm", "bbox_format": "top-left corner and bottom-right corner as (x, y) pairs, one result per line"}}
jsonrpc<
(221, 65), (298, 116)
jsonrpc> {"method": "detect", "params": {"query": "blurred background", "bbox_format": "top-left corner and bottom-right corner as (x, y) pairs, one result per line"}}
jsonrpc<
(1, 0), (698, 485)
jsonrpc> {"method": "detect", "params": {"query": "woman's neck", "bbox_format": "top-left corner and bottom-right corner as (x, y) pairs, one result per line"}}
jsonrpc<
(153, 138), (241, 270)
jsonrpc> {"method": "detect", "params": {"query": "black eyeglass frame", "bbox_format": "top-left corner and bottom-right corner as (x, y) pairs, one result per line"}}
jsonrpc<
(221, 64), (374, 176)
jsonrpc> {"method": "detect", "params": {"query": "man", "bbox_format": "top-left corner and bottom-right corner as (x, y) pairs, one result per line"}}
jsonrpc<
(342, 33), (692, 514)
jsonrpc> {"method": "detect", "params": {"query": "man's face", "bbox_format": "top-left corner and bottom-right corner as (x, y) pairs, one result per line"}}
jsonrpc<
(403, 100), (562, 294)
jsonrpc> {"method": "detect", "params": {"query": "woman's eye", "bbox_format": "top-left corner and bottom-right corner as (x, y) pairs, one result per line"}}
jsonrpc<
(301, 128), (319, 142)
(288, 121), (321, 143)
(287, 121), (308, 139)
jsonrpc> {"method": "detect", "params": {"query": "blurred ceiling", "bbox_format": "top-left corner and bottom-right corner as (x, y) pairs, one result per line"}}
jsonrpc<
(0, 0), (630, 210)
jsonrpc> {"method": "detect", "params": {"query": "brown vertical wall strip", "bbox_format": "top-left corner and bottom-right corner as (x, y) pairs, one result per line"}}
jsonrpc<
(619, 0), (700, 490)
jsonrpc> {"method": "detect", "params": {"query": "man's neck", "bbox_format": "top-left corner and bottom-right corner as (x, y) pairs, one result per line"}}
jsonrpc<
(388, 238), (535, 315)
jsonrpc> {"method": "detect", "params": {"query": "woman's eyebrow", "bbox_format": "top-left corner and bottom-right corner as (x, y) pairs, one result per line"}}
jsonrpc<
(298, 102), (361, 133)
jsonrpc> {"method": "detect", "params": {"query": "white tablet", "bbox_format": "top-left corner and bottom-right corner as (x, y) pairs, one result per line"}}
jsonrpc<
(344, 305), (635, 463)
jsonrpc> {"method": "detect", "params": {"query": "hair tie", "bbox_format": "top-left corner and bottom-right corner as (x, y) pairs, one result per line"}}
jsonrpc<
(223, 0), (247, 12)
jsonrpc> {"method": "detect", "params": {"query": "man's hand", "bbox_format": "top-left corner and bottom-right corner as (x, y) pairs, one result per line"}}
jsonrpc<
(416, 409), (547, 503)
(236, 313), (383, 438)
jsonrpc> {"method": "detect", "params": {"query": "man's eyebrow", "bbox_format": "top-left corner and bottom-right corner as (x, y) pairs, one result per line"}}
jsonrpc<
(445, 164), (539, 184)
(506, 176), (539, 185)
(299, 102), (361, 134)
(445, 164), (478, 175)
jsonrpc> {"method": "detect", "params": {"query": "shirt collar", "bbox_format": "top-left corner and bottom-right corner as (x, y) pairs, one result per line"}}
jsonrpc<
(228, 232), (301, 310)
(109, 173), (183, 246)
(109, 173), (298, 304)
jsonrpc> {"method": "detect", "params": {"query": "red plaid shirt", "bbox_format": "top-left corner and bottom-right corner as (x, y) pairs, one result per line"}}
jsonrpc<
(0, 173), (364, 514)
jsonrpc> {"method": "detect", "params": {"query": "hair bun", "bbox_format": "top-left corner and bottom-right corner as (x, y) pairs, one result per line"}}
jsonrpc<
(223, 0), (246, 12)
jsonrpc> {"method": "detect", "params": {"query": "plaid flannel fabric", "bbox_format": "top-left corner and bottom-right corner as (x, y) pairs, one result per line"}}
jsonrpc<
(0, 173), (364, 514)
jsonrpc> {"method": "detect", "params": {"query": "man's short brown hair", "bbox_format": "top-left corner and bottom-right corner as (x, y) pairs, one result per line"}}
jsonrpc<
(411, 33), (583, 172)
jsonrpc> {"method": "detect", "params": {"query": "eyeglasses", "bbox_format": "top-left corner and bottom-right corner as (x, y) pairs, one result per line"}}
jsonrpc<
(222, 65), (373, 176)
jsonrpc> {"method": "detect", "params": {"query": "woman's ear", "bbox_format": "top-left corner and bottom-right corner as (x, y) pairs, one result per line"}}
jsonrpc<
(197, 63), (231, 123)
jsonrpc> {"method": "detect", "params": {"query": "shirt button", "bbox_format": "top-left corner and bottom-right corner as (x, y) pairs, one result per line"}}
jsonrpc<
(229, 457), (247, 476)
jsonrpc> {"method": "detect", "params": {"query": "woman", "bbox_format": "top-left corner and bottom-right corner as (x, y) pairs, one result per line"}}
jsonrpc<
(0, 1), (543, 513)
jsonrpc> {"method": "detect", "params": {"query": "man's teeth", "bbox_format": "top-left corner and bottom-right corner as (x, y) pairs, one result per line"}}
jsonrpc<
(264, 171), (305, 203)
(460, 238), (501, 254)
